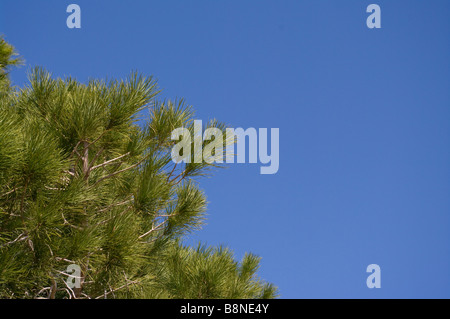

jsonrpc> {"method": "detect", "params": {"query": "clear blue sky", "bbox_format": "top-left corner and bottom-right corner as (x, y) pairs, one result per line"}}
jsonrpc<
(1, 0), (449, 298)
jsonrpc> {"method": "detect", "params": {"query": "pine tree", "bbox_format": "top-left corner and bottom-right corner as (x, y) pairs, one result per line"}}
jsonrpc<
(0, 37), (277, 299)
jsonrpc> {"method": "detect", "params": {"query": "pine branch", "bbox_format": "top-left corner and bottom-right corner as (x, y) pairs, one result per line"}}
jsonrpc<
(94, 280), (140, 299)
(0, 233), (28, 248)
(84, 129), (111, 150)
(69, 140), (83, 159)
(0, 187), (19, 198)
(87, 147), (105, 171)
(92, 153), (150, 186)
(49, 279), (57, 299)
(98, 197), (133, 213)
(170, 170), (188, 185)
(167, 163), (178, 181)
(90, 152), (130, 171)
(138, 220), (168, 239)
(34, 287), (51, 299)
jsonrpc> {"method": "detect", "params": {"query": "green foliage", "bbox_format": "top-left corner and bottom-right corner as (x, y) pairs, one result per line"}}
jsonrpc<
(148, 242), (278, 299)
(0, 38), (277, 299)
(0, 36), (22, 95)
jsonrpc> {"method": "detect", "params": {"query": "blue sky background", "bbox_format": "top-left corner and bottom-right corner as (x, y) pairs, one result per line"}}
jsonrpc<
(1, 0), (449, 298)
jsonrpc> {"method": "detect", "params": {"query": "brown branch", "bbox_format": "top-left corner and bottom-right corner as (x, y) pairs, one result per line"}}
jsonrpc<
(64, 170), (75, 177)
(87, 129), (111, 149)
(34, 287), (51, 299)
(98, 197), (133, 213)
(170, 169), (188, 186)
(0, 187), (19, 198)
(0, 233), (28, 248)
(54, 257), (76, 264)
(87, 147), (105, 171)
(95, 205), (133, 227)
(82, 141), (89, 180)
(90, 152), (130, 171)
(94, 280), (140, 299)
(69, 140), (83, 159)
(138, 220), (168, 239)
(49, 279), (57, 299)
(73, 149), (83, 161)
(61, 213), (83, 230)
(167, 163), (178, 182)
(92, 154), (150, 187)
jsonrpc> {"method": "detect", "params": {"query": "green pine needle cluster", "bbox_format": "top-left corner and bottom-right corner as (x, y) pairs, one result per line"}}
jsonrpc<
(0, 37), (277, 299)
